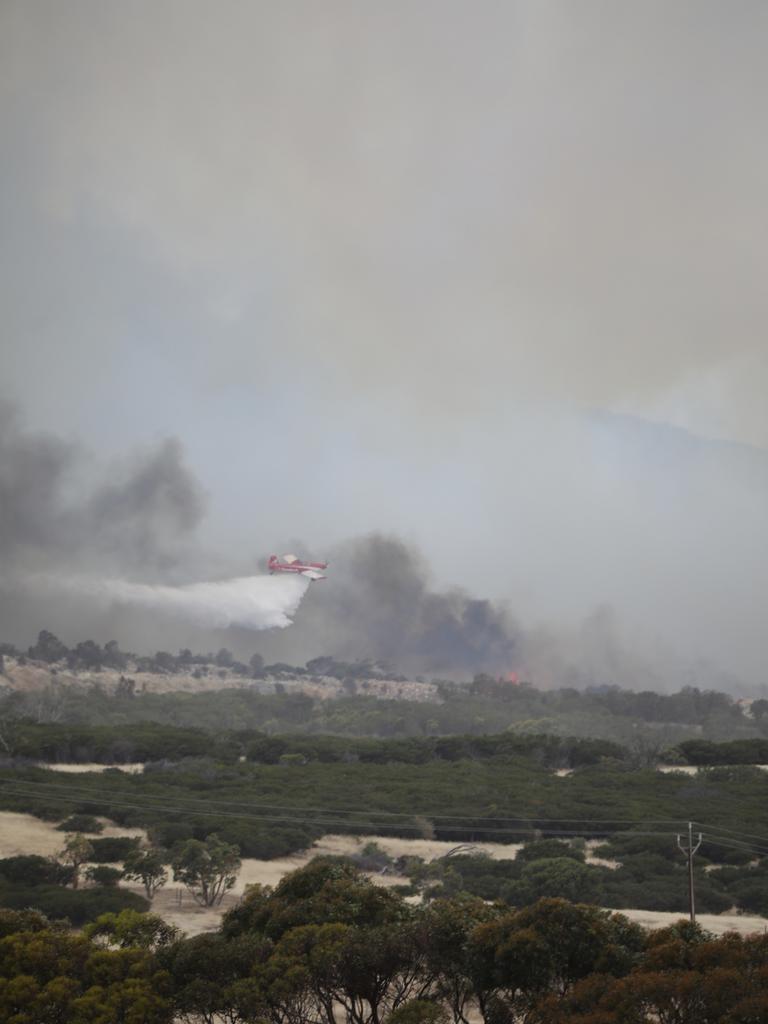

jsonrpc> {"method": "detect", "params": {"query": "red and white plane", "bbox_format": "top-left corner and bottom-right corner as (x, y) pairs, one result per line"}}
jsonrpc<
(268, 554), (328, 581)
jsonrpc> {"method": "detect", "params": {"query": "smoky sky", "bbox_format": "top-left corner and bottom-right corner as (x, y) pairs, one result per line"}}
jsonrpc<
(0, 407), (765, 690)
(0, 410), (523, 675)
(1, 2), (767, 687)
(2, 0), (767, 442)
(273, 534), (521, 675)
(0, 403), (205, 576)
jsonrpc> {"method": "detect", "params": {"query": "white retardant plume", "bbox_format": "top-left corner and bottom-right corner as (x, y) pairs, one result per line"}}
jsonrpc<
(36, 574), (310, 630)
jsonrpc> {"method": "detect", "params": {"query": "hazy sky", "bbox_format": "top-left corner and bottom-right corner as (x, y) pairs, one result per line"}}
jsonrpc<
(1, 2), (766, 684)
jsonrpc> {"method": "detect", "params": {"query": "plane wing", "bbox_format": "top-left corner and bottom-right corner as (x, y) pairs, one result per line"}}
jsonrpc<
(300, 569), (326, 580)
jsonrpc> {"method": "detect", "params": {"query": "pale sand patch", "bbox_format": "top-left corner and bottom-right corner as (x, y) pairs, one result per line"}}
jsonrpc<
(657, 764), (768, 774)
(584, 839), (620, 869)
(99, 822), (147, 841)
(135, 885), (242, 937)
(615, 908), (768, 936)
(0, 811), (65, 858)
(0, 811), (145, 856)
(40, 763), (146, 774)
(313, 834), (523, 862)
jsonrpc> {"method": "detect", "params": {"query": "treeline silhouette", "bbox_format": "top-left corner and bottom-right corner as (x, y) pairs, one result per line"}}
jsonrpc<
(2, 629), (402, 681)
(3, 719), (768, 770)
(3, 631), (767, 738)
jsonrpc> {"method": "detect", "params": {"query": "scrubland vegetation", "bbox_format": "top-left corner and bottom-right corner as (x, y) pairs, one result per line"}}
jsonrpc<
(2, 633), (768, 1018)
(3, 631), (768, 749)
(2, 860), (768, 1023)
(0, 720), (767, 920)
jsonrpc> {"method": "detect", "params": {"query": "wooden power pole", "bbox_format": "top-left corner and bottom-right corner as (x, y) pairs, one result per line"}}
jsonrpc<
(677, 822), (703, 924)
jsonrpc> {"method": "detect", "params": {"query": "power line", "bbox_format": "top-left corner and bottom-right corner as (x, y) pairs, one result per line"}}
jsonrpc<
(6, 776), (767, 862)
(6, 777), (767, 853)
(694, 821), (768, 847)
(0, 780), (684, 838)
(698, 836), (768, 858)
(698, 832), (768, 857)
(0, 775), (686, 826)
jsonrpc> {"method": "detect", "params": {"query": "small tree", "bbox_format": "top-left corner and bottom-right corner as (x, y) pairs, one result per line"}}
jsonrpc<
(123, 848), (168, 901)
(171, 834), (241, 907)
(86, 865), (123, 887)
(60, 833), (94, 889)
(86, 908), (180, 949)
(102, 640), (128, 669)
(215, 648), (234, 668)
(28, 629), (69, 663)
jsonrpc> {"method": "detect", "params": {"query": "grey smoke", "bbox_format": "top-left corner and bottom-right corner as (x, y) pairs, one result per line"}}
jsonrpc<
(277, 534), (521, 675)
(84, 438), (206, 572)
(2, 2), (767, 445)
(0, 402), (77, 563)
(0, 406), (761, 691)
(0, 410), (517, 672)
(253, 535), (737, 689)
(0, 402), (205, 575)
(0, 408), (312, 637)
(0, 404), (207, 642)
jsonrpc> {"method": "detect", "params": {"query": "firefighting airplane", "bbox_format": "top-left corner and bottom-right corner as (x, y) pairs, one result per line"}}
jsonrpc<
(267, 554), (328, 581)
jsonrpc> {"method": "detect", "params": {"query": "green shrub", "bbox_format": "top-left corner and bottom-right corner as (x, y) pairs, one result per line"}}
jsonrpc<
(0, 883), (148, 925)
(86, 865), (123, 887)
(57, 814), (104, 834)
(89, 836), (140, 862)
(0, 855), (73, 887)
(517, 839), (584, 864)
(503, 858), (603, 906)
(148, 822), (195, 851)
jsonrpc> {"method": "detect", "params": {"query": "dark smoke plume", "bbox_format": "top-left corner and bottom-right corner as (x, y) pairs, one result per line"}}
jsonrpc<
(0, 402), (205, 576)
(0, 402), (78, 566)
(0, 406), (749, 689)
(0, 407), (521, 672)
(259, 534), (522, 676)
(0, 403), (211, 645)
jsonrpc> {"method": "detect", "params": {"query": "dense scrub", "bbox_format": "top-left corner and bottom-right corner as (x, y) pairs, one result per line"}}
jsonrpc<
(1, 762), (765, 848)
(395, 838), (764, 916)
(2, 863), (767, 1023)
(0, 719), (626, 768)
(3, 716), (768, 770)
(0, 749), (767, 865)
(678, 737), (768, 765)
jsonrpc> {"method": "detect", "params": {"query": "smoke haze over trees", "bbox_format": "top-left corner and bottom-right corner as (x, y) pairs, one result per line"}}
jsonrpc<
(0, 406), (762, 688)
(1, 2), (768, 688)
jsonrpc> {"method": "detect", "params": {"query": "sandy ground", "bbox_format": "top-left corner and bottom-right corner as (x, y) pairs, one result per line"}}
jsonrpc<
(0, 811), (145, 858)
(40, 763), (146, 774)
(2, 812), (767, 938)
(0, 811), (69, 858)
(657, 764), (768, 774)
(617, 907), (768, 936)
